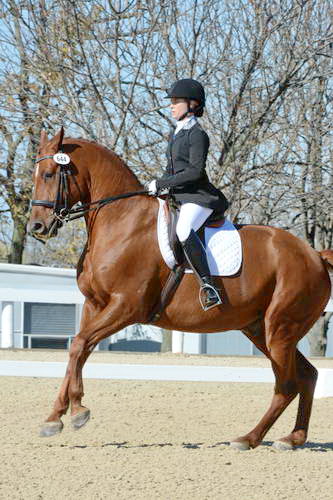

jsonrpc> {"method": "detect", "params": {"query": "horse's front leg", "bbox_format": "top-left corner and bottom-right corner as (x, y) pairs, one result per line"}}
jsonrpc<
(40, 296), (134, 437)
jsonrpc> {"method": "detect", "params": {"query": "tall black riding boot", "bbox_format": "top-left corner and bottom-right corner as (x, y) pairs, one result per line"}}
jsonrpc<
(181, 230), (222, 311)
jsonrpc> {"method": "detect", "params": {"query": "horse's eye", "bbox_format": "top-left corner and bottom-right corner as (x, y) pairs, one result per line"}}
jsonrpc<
(44, 172), (54, 179)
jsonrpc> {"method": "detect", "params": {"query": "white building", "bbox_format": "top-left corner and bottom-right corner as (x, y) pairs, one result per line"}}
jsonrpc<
(0, 264), (84, 350)
(0, 263), (332, 356)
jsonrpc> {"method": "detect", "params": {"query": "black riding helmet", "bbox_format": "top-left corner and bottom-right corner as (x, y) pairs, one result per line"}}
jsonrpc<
(165, 78), (205, 118)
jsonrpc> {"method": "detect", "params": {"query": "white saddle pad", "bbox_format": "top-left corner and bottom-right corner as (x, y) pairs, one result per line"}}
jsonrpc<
(157, 198), (242, 276)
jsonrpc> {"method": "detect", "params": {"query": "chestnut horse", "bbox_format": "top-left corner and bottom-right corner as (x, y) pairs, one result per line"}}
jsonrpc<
(29, 128), (332, 450)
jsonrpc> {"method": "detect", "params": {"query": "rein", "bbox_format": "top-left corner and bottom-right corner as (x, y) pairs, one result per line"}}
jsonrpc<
(32, 153), (148, 228)
(65, 189), (149, 221)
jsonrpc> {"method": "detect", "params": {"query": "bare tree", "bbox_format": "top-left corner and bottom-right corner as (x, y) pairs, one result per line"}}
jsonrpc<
(0, 0), (332, 352)
(0, 0), (53, 262)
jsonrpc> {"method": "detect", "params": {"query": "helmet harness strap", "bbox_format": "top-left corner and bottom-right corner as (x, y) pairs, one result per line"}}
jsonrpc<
(178, 99), (203, 121)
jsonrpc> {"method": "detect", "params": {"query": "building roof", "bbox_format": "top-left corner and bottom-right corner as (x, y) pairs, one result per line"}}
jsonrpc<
(0, 263), (84, 304)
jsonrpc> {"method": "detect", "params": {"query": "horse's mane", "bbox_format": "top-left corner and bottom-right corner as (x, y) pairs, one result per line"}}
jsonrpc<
(66, 136), (141, 185)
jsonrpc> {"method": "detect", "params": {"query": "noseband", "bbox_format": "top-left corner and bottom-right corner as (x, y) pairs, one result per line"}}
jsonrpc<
(31, 151), (148, 229)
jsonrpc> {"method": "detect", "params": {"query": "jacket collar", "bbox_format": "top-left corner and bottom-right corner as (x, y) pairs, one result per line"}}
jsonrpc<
(169, 119), (199, 145)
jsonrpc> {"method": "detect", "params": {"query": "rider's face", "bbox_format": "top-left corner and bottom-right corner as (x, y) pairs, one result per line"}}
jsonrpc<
(170, 98), (188, 120)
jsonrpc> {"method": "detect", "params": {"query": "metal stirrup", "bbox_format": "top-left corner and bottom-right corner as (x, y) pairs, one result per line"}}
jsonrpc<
(199, 284), (222, 311)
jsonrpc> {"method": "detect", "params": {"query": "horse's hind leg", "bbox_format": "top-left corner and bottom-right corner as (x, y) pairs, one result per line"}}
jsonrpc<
(274, 349), (317, 449)
(231, 320), (300, 450)
(233, 320), (318, 451)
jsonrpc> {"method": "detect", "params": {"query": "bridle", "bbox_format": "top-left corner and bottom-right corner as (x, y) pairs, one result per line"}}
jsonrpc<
(32, 153), (72, 217)
(31, 151), (148, 232)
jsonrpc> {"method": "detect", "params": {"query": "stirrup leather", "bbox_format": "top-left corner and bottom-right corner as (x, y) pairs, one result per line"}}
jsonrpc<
(199, 283), (223, 311)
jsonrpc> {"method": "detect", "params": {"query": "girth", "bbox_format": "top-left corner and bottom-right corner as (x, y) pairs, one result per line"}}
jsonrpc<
(148, 264), (185, 322)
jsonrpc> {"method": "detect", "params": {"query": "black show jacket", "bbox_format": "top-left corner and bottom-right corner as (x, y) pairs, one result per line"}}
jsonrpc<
(156, 122), (229, 214)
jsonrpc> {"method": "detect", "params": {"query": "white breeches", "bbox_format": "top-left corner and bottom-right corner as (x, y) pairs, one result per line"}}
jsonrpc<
(176, 203), (213, 242)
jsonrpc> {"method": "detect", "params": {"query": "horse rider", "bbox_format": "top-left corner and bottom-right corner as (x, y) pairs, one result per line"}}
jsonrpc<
(146, 78), (229, 310)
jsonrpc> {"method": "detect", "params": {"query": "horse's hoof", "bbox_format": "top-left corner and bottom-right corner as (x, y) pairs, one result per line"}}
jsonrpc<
(71, 409), (90, 430)
(230, 440), (250, 451)
(39, 420), (64, 437)
(272, 440), (294, 451)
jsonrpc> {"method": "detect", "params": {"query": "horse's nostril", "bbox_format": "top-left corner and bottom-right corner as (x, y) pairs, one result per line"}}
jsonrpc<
(31, 222), (45, 234)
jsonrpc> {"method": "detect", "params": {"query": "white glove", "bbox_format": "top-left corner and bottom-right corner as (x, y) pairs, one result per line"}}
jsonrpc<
(147, 180), (158, 195)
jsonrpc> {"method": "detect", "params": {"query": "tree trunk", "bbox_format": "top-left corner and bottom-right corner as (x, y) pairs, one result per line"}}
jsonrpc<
(8, 217), (27, 264)
(307, 312), (332, 357)
(160, 329), (172, 353)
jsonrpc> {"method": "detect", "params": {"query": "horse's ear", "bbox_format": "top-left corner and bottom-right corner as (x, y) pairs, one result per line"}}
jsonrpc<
(53, 126), (65, 151)
(40, 129), (48, 147)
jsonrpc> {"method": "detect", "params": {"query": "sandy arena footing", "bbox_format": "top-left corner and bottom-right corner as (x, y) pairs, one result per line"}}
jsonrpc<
(1, 350), (332, 500)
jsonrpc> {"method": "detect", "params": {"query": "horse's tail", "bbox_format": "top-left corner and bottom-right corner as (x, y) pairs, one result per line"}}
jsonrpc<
(319, 249), (333, 272)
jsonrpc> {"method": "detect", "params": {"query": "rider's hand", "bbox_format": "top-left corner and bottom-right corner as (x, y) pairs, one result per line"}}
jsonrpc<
(146, 180), (158, 196)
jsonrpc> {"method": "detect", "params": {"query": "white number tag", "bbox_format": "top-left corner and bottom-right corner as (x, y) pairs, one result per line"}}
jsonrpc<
(53, 152), (70, 165)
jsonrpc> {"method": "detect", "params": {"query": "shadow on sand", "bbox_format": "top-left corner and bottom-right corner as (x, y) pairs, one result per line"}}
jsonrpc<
(42, 440), (333, 451)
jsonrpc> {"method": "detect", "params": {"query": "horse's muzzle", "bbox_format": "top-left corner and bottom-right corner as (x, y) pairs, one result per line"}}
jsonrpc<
(29, 217), (61, 241)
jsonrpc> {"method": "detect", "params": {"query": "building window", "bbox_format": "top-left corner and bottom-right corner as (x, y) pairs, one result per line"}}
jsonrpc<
(23, 302), (76, 349)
